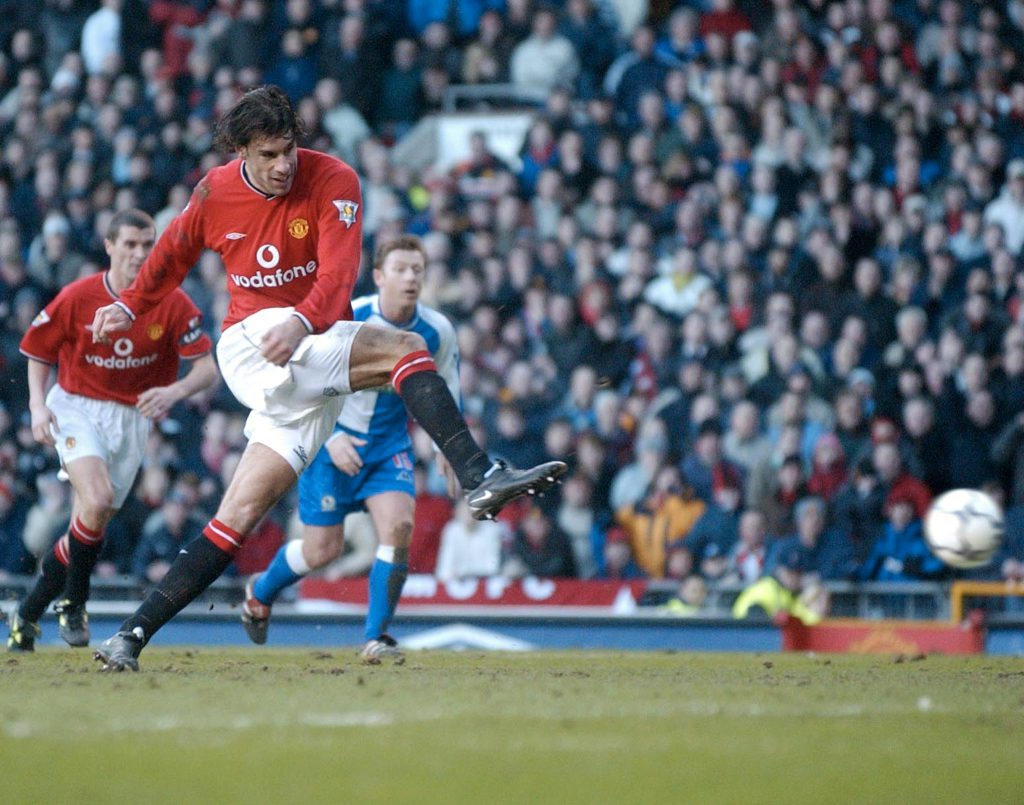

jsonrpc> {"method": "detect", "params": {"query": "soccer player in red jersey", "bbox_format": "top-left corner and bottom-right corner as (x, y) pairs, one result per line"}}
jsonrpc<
(7, 209), (218, 652)
(89, 86), (565, 671)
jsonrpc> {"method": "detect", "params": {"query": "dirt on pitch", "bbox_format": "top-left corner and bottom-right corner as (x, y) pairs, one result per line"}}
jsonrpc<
(2, 649), (1022, 804)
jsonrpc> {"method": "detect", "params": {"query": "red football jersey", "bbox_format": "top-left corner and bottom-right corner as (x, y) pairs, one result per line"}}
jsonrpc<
(117, 149), (362, 333)
(20, 272), (213, 406)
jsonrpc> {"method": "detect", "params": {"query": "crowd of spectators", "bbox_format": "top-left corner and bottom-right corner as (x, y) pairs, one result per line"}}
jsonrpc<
(2, 0), (1024, 615)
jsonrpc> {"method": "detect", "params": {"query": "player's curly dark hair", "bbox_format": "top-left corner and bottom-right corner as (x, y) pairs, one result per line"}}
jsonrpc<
(213, 85), (307, 152)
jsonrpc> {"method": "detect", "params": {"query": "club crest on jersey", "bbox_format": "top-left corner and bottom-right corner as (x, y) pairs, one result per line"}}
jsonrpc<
(65, 437), (76, 450)
(147, 323), (165, 340)
(332, 200), (359, 228)
(32, 310), (50, 327)
(288, 218), (309, 239)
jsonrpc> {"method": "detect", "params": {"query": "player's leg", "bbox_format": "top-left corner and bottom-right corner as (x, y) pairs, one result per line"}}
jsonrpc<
(344, 324), (566, 519)
(242, 438), (353, 642)
(94, 443), (297, 671)
(243, 524), (346, 644)
(361, 489), (414, 665)
(7, 531), (72, 651)
(14, 388), (134, 650)
(95, 387), (345, 670)
(54, 456), (120, 646)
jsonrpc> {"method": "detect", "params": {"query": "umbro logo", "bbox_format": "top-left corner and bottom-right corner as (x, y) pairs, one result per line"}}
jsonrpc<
(225, 232), (246, 240)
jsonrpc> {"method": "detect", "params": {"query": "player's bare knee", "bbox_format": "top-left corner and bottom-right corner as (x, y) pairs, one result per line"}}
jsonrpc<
(394, 330), (427, 360)
(79, 487), (115, 523)
(304, 530), (344, 568)
(386, 520), (413, 551)
(305, 541), (343, 568)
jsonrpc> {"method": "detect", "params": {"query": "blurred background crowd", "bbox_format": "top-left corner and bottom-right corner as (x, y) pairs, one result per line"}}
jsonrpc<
(2, 0), (1024, 614)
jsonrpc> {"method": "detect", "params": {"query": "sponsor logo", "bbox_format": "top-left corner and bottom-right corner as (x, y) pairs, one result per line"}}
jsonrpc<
(321, 494), (336, 512)
(332, 199), (359, 228)
(256, 244), (280, 268)
(293, 444), (309, 467)
(32, 310), (50, 327)
(84, 353), (159, 370)
(229, 260), (317, 289)
(179, 315), (204, 346)
(225, 232), (246, 240)
(86, 336), (158, 368)
(65, 437), (76, 449)
(288, 218), (309, 239)
(147, 323), (164, 340)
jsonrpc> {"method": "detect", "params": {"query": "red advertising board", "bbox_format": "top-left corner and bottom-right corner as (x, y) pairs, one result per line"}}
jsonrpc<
(780, 615), (985, 655)
(299, 575), (646, 609)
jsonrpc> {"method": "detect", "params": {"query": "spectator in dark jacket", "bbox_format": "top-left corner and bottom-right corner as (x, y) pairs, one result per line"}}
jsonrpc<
(856, 495), (945, 581)
(992, 411), (1024, 508)
(131, 489), (205, 583)
(503, 504), (576, 578)
(766, 496), (855, 583)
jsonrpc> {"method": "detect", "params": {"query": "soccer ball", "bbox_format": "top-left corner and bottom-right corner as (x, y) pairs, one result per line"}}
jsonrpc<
(923, 488), (1005, 569)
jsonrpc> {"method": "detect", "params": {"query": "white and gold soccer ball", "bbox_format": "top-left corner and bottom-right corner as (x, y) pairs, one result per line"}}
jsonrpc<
(923, 488), (1005, 569)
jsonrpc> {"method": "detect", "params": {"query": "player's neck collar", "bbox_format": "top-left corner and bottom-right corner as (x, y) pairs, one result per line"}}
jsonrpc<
(239, 160), (277, 200)
(103, 270), (121, 299)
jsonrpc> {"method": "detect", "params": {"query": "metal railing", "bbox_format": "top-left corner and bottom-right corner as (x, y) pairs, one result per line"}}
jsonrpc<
(0, 575), (984, 623)
(442, 83), (548, 113)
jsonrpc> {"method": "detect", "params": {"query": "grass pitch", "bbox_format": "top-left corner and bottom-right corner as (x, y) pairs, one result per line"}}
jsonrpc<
(1, 649), (1021, 804)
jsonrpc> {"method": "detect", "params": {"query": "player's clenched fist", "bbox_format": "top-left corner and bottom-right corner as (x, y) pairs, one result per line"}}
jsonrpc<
(28, 402), (58, 447)
(90, 303), (132, 343)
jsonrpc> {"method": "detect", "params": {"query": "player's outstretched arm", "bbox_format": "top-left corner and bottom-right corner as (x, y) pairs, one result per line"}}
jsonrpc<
(136, 353), (219, 420)
(26, 359), (58, 447)
(89, 303), (133, 344)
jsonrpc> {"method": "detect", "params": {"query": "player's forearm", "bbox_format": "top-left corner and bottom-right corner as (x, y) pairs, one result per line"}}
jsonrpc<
(167, 353), (219, 402)
(119, 257), (193, 320)
(26, 359), (53, 408)
(119, 203), (203, 318)
(294, 268), (357, 333)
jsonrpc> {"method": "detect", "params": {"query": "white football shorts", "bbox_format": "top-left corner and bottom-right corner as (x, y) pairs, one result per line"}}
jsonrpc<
(46, 384), (151, 507)
(216, 306), (361, 475)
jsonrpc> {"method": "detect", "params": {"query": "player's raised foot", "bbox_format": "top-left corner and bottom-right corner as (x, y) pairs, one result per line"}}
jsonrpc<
(241, 576), (271, 645)
(360, 633), (405, 665)
(7, 611), (40, 652)
(466, 460), (568, 521)
(54, 599), (90, 647)
(93, 628), (143, 672)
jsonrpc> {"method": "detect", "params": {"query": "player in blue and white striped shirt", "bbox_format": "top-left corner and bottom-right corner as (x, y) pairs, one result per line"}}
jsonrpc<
(242, 235), (461, 662)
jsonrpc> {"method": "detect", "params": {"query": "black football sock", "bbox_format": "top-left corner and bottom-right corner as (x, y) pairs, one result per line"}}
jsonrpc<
(395, 368), (491, 489)
(20, 545), (69, 623)
(121, 535), (234, 644)
(64, 524), (103, 607)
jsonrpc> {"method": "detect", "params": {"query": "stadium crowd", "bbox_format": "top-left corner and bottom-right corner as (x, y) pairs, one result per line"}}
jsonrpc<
(2, 0), (1024, 613)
